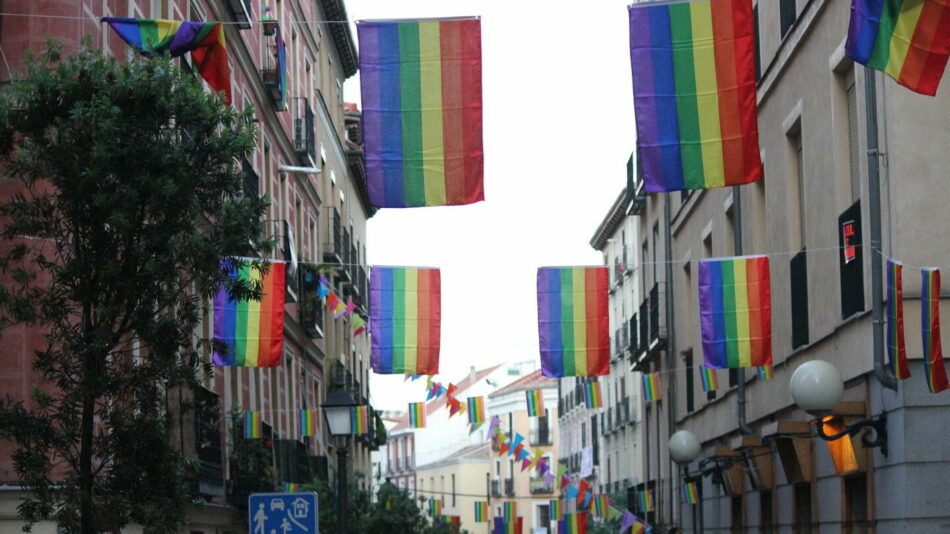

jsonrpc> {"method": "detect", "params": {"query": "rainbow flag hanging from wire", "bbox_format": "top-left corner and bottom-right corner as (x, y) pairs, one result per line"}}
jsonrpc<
(639, 490), (654, 512)
(593, 495), (610, 518)
(300, 409), (318, 437)
(887, 260), (911, 379)
(700, 365), (718, 392)
(757, 365), (774, 381)
(922, 268), (950, 392)
(628, 0), (762, 192)
(537, 267), (610, 377)
(357, 18), (484, 208)
(503, 501), (517, 522)
(699, 256), (772, 368)
(213, 260), (286, 367)
(244, 411), (261, 439)
(474, 501), (489, 522)
(683, 481), (699, 504)
(549, 499), (563, 522)
(558, 512), (588, 534)
(283, 482), (300, 492)
(408, 402), (426, 428)
(467, 396), (486, 424)
(351, 406), (370, 434)
(370, 267), (441, 375)
(526, 389), (545, 416)
(642, 373), (660, 402)
(846, 0), (950, 96)
(429, 498), (443, 518)
(585, 382), (603, 409)
(101, 17), (231, 104)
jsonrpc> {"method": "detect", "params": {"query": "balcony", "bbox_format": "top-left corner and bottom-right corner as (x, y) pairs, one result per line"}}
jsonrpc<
(628, 313), (638, 360)
(638, 300), (649, 356)
(293, 98), (316, 164)
(491, 479), (502, 498)
(530, 477), (555, 495)
(626, 151), (646, 215)
(648, 282), (667, 352)
(504, 478), (515, 497)
(298, 264), (324, 338)
(530, 421), (552, 446)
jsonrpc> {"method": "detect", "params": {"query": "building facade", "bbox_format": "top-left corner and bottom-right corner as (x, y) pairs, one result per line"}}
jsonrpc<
(0, 1), (382, 533)
(629, 1), (950, 533)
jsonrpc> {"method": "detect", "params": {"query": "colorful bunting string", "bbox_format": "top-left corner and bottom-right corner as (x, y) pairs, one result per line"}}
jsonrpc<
(887, 259), (911, 379)
(922, 268), (950, 393)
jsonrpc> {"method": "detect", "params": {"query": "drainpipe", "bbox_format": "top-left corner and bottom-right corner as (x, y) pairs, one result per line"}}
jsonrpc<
(663, 194), (677, 526)
(864, 68), (898, 391)
(733, 186), (755, 434)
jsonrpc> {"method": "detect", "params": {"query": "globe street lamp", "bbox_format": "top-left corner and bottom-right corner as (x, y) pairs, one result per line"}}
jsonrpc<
(789, 360), (888, 456)
(322, 388), (358, 534)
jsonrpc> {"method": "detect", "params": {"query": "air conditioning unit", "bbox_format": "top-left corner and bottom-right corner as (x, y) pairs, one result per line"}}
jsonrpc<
(294, 118), (307, 153)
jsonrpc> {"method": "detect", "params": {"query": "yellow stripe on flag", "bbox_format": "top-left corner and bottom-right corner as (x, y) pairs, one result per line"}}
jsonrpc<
(572, 268), (588, 375)
(733, 259), (752, 367)
(885, 0), (926, 80)
(404, 268), (419, 373)
(418, 21), (447, 205)
(689, 1), (726, 188)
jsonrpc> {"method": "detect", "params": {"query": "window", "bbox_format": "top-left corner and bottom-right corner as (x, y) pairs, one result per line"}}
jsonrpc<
(794, 483), (813, 534)
(451, 474), (456, 506)
(780, 0), (797, 39)
(787, 126), (805, 252)
(760, 490), (774, 534)
(844, 475), (869, 534)
(725, 203), (736, 256)
(685, 348), (695, 413)
(652, 223), (660, 285)
(730, 495), (744, 534)
(845, 67), (861, 203)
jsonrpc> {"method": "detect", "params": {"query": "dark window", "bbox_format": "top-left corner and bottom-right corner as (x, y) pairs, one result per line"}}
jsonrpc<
(794, 483), (813, 534)
(844, 475), (869, 534)
(591, 415), (599, 465)
(839, 202), (865, 318)
(760, 490), (774, 534)
(685, 348), (695, 413)
(791, 250), (810, 348)
(780, 0), (797, 39)
(729, 368), (738, 388)
(731, 495), (744, 534)
(539, 504), (551, 530)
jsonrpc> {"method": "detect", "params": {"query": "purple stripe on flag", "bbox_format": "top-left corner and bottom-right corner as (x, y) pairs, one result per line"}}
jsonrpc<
(357, 24), (385, 205)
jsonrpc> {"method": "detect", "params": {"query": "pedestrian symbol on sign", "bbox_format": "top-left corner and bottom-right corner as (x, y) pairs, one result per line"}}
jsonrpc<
(249, 492), (319, 534)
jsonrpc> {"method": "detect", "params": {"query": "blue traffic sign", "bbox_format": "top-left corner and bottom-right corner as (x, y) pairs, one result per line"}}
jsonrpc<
(249, 492), (319, 534)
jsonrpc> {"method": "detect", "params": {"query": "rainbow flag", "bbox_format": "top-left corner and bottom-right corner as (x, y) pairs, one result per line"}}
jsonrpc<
(628, 0), (762, 192)
(922, 268), (950, 392)
(558, 512), (588, 534)
(212, 260), (286, 367)
(370, 267), (441, 374)
(698, 256), (772, 368)
(537, 267), (610, 377)
(639, 490), (654, 512)
(284, 483), (300, 492)
(351, 406), (370, 434)
(700, 365), (718, 392)
(526, 389), (545, 416)
(474, 501), (489, 522)
(503, 501), (517, 522)
(683, 481), (699, 504)
(300, 409), (318, 437)
(467, 396), (486, 424)
(585, 382), (603, 409)
(846, 0), (950, 96)
(408, 402), (426, 428)
(492, 517), (522, 534)
(429, 498), (443, 518)
(357, 18), (484, 208)
(549, 499), (563, 521)
(593, 495), (610, 518)
(244, 411), (261, 439)
(642, 373), (660, 402)
(757, 365), (774, 381)
(887, 260), (911, 379)
(101, 17), (231, 104)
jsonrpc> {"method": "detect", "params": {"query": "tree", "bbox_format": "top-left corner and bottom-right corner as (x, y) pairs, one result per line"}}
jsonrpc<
(0, 42), (270, 533)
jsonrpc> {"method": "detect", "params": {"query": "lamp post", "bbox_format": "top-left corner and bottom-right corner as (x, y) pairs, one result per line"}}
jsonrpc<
(789, 360), (888, 455)
(669, 430), (704, 533)
(322, 388), (358, 534)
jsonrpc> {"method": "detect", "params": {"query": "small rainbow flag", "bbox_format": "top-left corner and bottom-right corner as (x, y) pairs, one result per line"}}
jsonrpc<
(549, 499), (563, 522)
(212, 260), (286, 367)
(642, 373), (660, 402)
(922, 268), (950, 393)
(408, 402), (426, 428)
(593, 495), (610, 518)
(300, 409), (318, 437)
(700, 365), (718, 392)
(757, 365), (774, 381)
(474, 501), (489, 522)
(429, 498), (443, 518)
(846, 0), (950, 96)
(683, 481), (699, 505)
(284, 483), (300, 492)
(585, 382), (603, 409)
(628, 0), (762, 192)
(698, 256), (772, 368)
(467, 396), (486, 424)
(537, 267), (610, 378)
(639, 489), (654, 512)
(887, 260), (911, 379)
(351, 406), (370, 434)
(558, 512), (587, 534)
(503, 501), (517, 522)
(357, 18), (484, 208)
(244, 411), (261, 439)
(370, 267), (441, 375)
(526, 389), (545, 417)
(492, 517), (522, 534)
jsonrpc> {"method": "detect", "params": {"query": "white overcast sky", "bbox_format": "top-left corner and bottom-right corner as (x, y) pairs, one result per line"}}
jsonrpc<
(342, 0), (636, 410)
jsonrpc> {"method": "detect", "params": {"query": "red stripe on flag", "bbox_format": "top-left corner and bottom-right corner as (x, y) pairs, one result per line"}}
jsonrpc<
(440, 20), (466, 204)
(711, 0), (744, 184)
(262, 263), (285, 366)
(730, 0), (762, 184)
(901, 2), (950, 96)
(416, 269), (431, 375)
(587, 268), (610, 376)
(458, 19), (484, 204)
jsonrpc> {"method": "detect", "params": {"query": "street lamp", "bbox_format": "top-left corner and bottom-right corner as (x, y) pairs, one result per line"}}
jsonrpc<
(322, 388), (358, 534)
(789, 360), (888, 456)
(669, 430), (701, 464)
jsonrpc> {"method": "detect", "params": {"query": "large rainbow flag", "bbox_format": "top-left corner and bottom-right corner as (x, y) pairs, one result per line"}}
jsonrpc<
(628, 0), (762, 192)
(370, 267), (441, 375)
(537, 267), (610, 377)
(846, 0), (950, 96)
(698, 256), (772, 368)
(102, 17), (231, 104)
(357, 17), (484, 208)
(558, 512), (588, 534)
(922, 268), (950, 392)
(213, 260), (286, 367)
(887, 260), (911, 379)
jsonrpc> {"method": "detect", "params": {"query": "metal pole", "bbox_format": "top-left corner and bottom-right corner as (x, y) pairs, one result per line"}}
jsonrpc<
(733, 186), (754, 435)
(864, 67), (898, 391)
(339, 444), (349, 534)
(663, 194), (677, 528)
(697, 476), (704, 534)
